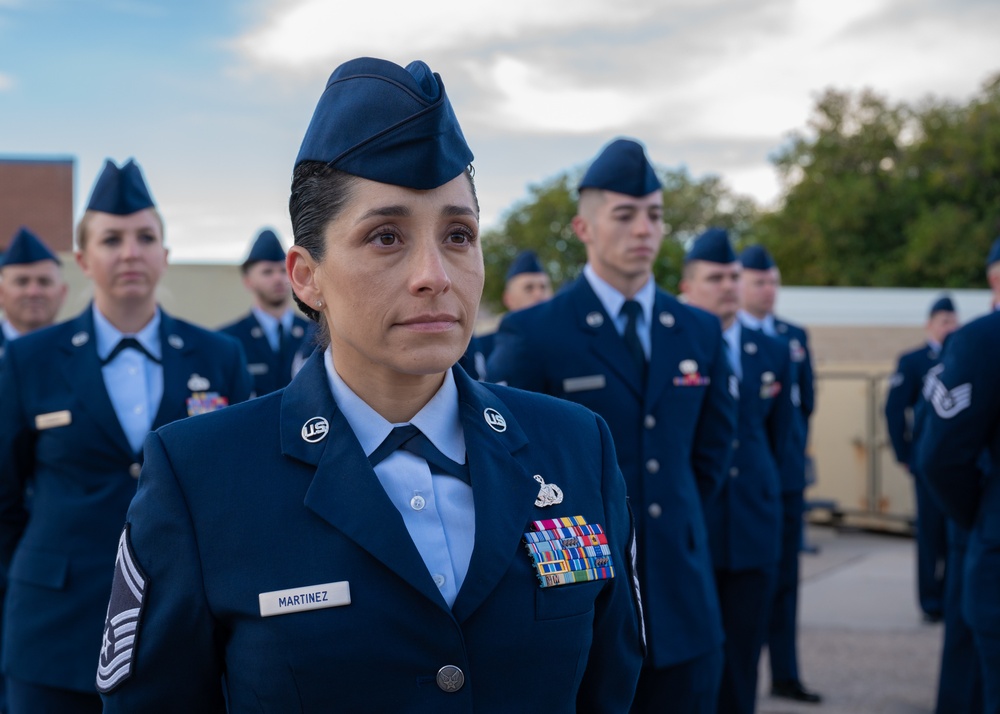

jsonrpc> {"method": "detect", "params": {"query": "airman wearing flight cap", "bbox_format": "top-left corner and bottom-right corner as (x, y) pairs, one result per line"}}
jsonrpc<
(488, 138), (738, 714)
(219, 228), (315, 396)
(737, 244), (821, 705)
(681, 228), (793, 714)
(460, 249), (552, 379)
(98, 58), (643, 713)
(0, 158), (251, 713)
(919, 286), (1000, 713)
(0, 227), (68, 360)
(885, 294), (959, 626)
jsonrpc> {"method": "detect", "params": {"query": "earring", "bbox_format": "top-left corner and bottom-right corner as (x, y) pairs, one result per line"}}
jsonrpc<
(315, 300), (323, 308)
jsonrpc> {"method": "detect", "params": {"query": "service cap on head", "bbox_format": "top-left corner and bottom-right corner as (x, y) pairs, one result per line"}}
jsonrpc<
(1, 227), (60, 268)
(243, 228), (285, 270)
(929, 294), (955, 316)
(86, 159), (155, 215)
(295, 57), (474, 190)
(739, 244), (775, 271)
(987, 236), (1000, 268)
(686, 227), (737, 264)
(505, 250), (545, 281)
(578, 138), (661, 197)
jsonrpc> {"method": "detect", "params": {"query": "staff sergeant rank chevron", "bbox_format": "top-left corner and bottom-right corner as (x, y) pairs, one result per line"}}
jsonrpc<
(922, 364), (973, 419)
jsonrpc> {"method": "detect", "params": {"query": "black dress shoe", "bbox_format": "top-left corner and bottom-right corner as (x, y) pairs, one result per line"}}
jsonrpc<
(771, 680), (823, 703)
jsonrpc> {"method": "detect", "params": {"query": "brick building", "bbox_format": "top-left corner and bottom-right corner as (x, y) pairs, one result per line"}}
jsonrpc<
(0, 156), (75, 253)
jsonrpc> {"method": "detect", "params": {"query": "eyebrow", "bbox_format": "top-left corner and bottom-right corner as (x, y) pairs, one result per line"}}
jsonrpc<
(356, 204), (478, 224)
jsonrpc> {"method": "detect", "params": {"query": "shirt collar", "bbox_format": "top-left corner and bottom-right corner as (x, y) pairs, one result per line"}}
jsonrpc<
(738, 310), (776, 336)
(724, 319), (742, 351)
(582, 264), (655, 324)
(324, 347), (466, 465)
(93, 305), (162, 361)
(252, 306), (294, 332)
(1, 320), (21, 341)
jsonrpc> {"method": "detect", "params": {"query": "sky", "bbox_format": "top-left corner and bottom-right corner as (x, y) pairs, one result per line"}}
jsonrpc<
(1, 0), (998, 263)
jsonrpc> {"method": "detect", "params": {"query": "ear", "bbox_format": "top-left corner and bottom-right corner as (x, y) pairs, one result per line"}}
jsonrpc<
(570, 214), (590, 244)
(74, 250), (90, 278)
(288, 246), (321, 307)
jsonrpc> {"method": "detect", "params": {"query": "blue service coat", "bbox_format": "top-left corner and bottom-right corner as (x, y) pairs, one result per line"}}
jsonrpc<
(705, 328), (792, 571)
(0, 306), (251, 692)
(773, 318), (813, 492)
(218, 311), (315, 396)
(885, 343), (939, 468)
(98, 352), (643, 713)
(486, 276), (737, 669)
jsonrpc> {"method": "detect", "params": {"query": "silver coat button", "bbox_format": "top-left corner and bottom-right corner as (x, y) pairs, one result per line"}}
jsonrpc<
(644, 415), (656, 429)
(129, 463), (141, 479)
(729, 467), (739, 477)
(437, 665), (465, 692)
(732, 439), (739, 449)
(648, 503), (663, 518)
(646, 459), (660, 474)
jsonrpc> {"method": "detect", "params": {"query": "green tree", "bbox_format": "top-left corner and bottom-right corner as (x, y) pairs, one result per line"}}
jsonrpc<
(481, 168), (758, 309)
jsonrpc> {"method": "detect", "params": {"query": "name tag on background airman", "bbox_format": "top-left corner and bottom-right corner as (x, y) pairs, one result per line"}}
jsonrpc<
(563, 375), (606, 393)
(259, 580), (351, 617)
(35, 410), (72, 430)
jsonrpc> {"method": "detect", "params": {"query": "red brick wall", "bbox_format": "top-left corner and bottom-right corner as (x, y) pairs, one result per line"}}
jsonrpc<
(0, 157), (75, 253)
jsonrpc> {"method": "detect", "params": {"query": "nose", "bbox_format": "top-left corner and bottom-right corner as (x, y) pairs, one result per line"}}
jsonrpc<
(408, 239), (451, 296)
(122, 235), (142, 258)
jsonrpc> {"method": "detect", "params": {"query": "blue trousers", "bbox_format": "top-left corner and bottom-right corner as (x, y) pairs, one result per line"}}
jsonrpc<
(631, 646), (723, 714)
(716, 567), (777, 714)
(913, 472), (947, 617)
(936, 523), (983, 714)
(767, 491), (804, 684)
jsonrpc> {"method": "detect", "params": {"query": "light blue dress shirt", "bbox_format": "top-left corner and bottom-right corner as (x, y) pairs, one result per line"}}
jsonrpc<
(1, 320), (21, 342)
(252, 306), (295, 354)
(324, 349), (474, 608)
(738, 310), (777, 338)
(723, 319), (743, 381)
(582, 264), (655, 358)
(95, 306), (164, 454)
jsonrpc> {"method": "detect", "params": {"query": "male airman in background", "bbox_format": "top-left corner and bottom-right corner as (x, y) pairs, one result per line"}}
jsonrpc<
(489, 138), (737, 714)
(0, 227), (68, 359)
(219, 228), (314, 396)
(885, 295), (959, 623)
(461, 250), (552, 379)
(681, 228), (793, 714)
(738, 244), (821, 705)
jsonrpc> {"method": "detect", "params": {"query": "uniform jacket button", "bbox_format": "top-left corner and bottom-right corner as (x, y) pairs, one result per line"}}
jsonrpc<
(129, 463), (142, 479)
(436, 665), (465, 692)
(646, 459), (660, 474)
(648, 503), (662, 518)
(729, 466), (739, 477)
(644, 415), (656, 429)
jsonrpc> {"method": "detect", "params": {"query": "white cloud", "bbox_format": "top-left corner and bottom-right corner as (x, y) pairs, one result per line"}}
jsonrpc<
(0, 72), (13, 91)
(236, 0), (653, 70)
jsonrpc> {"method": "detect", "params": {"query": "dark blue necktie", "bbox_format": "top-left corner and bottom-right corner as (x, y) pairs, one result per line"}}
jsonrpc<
(102, 337), (161, 366)
(368, 424), (471, 485)
(621, 300), (646, 380)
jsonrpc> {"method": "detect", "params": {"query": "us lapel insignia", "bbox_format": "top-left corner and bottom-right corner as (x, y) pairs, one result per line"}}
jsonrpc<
(71, 331), (89, 347)
(744, 341), (758, 355)
(534, 474), (564, 507)
(483, 407), (507, 432)
(251, 326), (264, 339)
(522, 515), (615, 587)
(659, 312), (675, 327)
(292, 325), (305, 338)
(585, 311), (604, 328)
(168, 334), (184, 350)
(301, 416), (330, 443)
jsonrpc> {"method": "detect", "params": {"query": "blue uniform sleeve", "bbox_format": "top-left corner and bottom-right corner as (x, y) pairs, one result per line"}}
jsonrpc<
(0, 345), (33, 571)
(768, 348), (796, 471)
(691, 329), (738, 504)
(222, 333), (253, 404)
(919, 327), (998, 529)
(884, 354), (919, 466)
(798, 330), (815, 423)
(99, 431), (226, 713)
(576, 413), (644, 712)
(485, 311), (545, 391)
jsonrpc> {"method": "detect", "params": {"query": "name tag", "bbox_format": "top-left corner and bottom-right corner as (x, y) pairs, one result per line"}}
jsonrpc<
(258, 581), (351, 617)
(35, 410), (72, 430)
(563, 374), (606, 393)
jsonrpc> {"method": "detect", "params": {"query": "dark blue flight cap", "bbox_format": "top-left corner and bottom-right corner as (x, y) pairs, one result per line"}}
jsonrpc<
(685, 227), (737, 264)
(506, 250), (545, 281)
(243, 229), (285, 270)
(929, 294), (955, 316)
(739, 244), (775, 271)
(295, 57), (474, 190)
(86, 159), (156, 215)
(578, 138), (661, 197)
(1, 227), (60, 268)
(988, 236), (1000, 267)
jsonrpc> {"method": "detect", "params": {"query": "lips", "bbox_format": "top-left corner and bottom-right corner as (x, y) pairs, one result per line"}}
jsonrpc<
(397, 314), (459, 332)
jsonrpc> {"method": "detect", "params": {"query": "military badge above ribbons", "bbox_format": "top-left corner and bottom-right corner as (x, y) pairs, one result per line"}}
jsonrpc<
(523, 516), (615, 588)
(96, 525), (147, 693)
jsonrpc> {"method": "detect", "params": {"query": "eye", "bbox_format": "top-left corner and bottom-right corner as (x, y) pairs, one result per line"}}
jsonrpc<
(365, 225), (402, 247)
(445, 225), (476, 246)
(138, 232), (157, 244)
(101, 234), (122, 247)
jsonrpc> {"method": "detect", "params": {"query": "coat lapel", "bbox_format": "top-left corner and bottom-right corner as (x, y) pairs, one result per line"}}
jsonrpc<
(59, 309), (134, 459)
(570, 278), (644, 398)
(151, 311), (194, 430)
(451, 369), (540, 622)
(646, 291), (686, 407)
(281, 352), (450, 611)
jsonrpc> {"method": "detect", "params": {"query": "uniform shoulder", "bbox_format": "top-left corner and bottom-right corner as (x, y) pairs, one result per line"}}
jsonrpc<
(216, 313), (253, 334)
(952, 310), (1000, 345)
(774, 316), (808, 339)
(669, 297), (723, 332)
(171, 316), (244, 349)
(753, 330), (791, 365)
(897, 344), (930, 364)
(480, 380), (603, 430)
(157, 388), (280, 443)
(3, 316), (80, 360)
